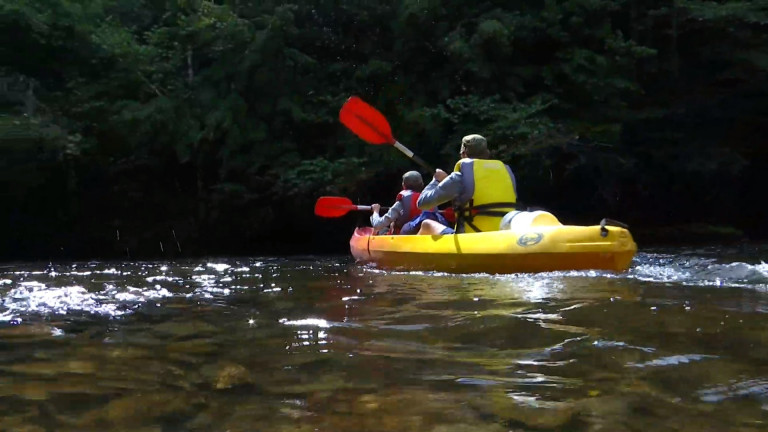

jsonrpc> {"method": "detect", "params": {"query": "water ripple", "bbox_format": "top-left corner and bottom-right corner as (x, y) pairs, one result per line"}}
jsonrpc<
(0, 260), (270, 322)
(592, 339), (656, 352)
(698, 378), (768, 406)
(2, 284), (128, 320)
(630, 253), (768, 290)
(626, 354), (718, 368)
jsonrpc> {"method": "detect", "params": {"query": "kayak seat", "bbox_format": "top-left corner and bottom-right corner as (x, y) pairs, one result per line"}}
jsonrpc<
(500, 210), (562, 231)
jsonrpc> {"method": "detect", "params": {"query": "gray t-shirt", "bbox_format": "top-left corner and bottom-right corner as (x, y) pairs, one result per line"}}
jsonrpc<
(416, 173), (464, 210)
(370, 200), (405, 233)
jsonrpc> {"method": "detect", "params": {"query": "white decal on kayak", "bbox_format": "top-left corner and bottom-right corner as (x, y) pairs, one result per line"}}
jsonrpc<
(517, 232), (543, 247)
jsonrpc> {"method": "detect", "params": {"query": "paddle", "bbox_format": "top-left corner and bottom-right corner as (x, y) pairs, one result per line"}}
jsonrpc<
(314, 196), (455, 221)
(339, 96), (434, 172)
(314, 196), (386, 218)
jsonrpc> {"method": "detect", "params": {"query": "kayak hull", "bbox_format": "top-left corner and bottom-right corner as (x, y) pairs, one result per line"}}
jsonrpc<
(349, 225), (637, 274)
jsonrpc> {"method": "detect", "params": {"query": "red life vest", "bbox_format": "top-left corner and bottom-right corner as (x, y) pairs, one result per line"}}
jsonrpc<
(392, 189), (423, 234)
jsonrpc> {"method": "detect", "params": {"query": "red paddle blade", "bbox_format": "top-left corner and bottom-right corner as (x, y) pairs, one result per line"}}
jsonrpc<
(314, 196), (356, 218)
(339, 96), (395, 145)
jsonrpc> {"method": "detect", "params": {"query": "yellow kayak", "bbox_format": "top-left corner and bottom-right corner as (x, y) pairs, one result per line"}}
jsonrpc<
(349, 211), (637, 274)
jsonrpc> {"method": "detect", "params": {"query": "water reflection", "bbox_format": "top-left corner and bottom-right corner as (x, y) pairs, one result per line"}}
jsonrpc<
(0, 250), (767, 430)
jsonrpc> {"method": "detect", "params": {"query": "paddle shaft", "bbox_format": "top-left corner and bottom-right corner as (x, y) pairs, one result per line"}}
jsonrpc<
(393, 141), (433, 173)
(356, 205), (389, 212)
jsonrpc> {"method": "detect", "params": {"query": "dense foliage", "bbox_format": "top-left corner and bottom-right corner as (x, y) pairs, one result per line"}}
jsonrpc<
(1, 0), (767, 259)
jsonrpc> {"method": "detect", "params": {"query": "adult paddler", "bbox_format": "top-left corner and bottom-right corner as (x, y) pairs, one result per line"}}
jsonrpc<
(416, 134), (518, 234)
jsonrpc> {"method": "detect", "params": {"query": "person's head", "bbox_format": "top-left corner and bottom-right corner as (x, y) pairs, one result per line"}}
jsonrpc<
(459, 134), (490, 159)
(401, 170), (424, 192)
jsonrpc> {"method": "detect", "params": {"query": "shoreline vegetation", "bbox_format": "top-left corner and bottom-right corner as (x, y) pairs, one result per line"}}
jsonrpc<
(1, 1), (767, 260)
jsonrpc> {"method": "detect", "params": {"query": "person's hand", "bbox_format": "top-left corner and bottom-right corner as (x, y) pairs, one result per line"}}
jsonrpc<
(371, 203), (381, 214)
(434, 169), (448, 182)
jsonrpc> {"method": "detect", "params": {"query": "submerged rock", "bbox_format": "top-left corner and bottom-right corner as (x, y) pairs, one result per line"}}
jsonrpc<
(3, 360), (97, 376)
(75, 392), (204, 428)
(0, 408), (46, 432)
(213, 363), (252, 389)
(166, 338), (219, 355)
(0, 323), (61, 339)
(0, 381), (49, 400)
(431, 424), (507, 432)
(0, 425), (46, 432)
(152, 321), (220, 338)
(485, 390), (577, 429)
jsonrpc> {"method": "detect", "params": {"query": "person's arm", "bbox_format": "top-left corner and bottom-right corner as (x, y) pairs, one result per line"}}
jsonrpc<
(370, 201), (404, 229)
(417, 171), (463, 210)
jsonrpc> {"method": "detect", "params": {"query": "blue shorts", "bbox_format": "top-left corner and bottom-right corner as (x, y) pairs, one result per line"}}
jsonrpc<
(400, 210), (451, 235)
(440, 227), (455, 235)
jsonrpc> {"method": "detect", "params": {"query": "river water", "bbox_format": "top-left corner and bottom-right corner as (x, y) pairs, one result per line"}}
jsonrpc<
(1, 245), (767, 431)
